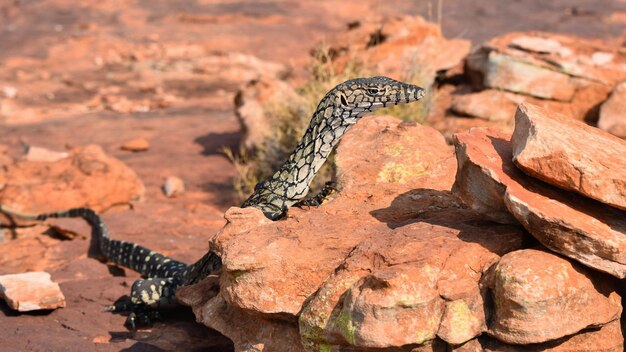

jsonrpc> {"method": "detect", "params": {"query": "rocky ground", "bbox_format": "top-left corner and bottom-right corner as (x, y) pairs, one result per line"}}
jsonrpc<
(1, 1), (626, 351)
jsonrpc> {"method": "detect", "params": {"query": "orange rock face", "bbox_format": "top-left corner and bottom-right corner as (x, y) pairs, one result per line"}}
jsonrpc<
(450, 89), (519, 122)
(476, 319), (624, 351)
(599, 80), (626, 139)
(453, 128), (626, 278)
(488, 249), (621, 344)
(512, 103), (626, 211)
(0, 144), (145, 223)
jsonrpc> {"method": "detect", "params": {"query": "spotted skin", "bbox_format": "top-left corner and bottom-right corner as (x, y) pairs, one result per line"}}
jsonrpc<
(0, 76), (425, 329)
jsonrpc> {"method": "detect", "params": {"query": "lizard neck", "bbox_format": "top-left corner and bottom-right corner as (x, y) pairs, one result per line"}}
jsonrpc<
(273, 100), (350, 203)
(241, 93), (358, 218)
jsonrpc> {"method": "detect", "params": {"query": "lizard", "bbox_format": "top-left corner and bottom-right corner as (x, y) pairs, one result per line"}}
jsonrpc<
(0, 76), (425, 329)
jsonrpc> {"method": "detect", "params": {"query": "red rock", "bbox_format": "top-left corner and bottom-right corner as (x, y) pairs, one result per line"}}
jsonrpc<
(509, 36), (565, 54)
(163, 176), (185, 197)
(453, 128), (626, 278)
(120, 138), (150, 152)
(24, 146), (69, 162)
(451, 338), (484, 352)
(335, 117), (456, 193)
(465, 32), (622, 124)
(470, 32), (626, 87)
(512, 103), (626, 210)
(599, 80), (626, 138)
(480, 318), (623, 351)
(299, 218), (525, 349)
(0, 272), (65, 311)
(0, 144), (145, 225)
(487, 249), (621, 344)
(470, 50), (577, 101)
(449, 80), (611, 124)
(179, 116), (529, 350)
(234, 76), (306, 150)
(452, 129), (518, 224)
(326, 16), (470, 88)
(179, 285), (306, 352)
(450, 89), (519, 121)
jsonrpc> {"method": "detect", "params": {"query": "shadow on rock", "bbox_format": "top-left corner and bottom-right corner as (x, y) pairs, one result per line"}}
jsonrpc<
(115, 307), (234, 352)
(370, 188), (536, 255)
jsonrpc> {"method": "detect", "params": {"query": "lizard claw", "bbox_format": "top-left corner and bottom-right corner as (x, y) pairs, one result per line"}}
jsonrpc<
(125, 312), (137, 331)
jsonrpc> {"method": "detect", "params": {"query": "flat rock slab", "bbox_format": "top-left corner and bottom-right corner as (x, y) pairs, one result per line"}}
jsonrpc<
(0, 272), (65, 311)
(450, 89), (519, 122)
(512, 103), (626, 210)
(453, 128), (626, 278)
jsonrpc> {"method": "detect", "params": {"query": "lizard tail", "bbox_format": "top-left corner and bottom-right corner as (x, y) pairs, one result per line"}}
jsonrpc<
(0, 205), (189, 280)
(1, 205), (108, 260)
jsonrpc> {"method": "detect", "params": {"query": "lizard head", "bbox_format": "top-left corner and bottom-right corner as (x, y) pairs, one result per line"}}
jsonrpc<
(330, 76), (425, 124)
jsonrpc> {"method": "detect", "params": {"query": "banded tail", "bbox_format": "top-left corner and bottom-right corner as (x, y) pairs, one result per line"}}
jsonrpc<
(0, 205), (189, 282)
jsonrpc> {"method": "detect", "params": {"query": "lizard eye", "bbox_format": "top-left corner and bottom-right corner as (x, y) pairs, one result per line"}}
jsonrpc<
(367, 88), (381, 95)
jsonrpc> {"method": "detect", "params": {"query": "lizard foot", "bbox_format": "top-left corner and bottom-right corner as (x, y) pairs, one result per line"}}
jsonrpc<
(294, 181), (338, 208)
(125, 307), (162, 330)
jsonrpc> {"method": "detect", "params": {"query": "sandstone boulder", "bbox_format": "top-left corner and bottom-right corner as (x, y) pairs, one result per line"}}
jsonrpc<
(179, 115), (530, 351)
(453, 128), (626, 278)
(599, 80), (626, 138)
(487, 249), (621, 344)
(512, 103), (626, 210)
(300, 220), (525, 349)
(0, 144), (144, 225)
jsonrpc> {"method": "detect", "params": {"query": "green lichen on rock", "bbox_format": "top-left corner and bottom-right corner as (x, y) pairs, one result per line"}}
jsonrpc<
(377, 161), (428, 183)
(443, 300), (480, 343)
(336, 311), (358, 345)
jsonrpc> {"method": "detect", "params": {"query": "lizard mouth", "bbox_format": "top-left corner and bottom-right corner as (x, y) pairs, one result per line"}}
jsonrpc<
(408, 85), (426, 102)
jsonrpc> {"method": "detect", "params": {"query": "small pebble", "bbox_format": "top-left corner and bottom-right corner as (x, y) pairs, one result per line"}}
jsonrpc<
(0, 272), (66, 311)
(121, 138), (150, 152)
(163, 176), (185, 197)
